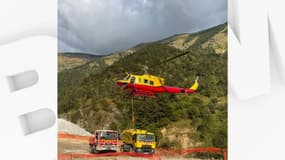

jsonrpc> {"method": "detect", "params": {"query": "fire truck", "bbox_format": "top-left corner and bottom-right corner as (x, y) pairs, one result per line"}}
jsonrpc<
(89, 130), (118, 153)
(120, 129), (156, 154)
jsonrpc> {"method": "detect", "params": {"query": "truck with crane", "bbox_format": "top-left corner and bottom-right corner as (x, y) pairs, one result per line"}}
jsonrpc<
(120, 129), (156, 154)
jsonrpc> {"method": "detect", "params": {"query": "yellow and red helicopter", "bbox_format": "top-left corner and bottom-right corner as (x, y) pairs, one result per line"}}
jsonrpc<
(117, 73), (199, 98)
(116, 49), (201, 98)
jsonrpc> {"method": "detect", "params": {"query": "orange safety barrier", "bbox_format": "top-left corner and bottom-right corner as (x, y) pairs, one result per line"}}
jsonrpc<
(58, 134), (227, 160)
(58, 132), (90, 141)
(181, 148), (227, 160)
(58, 148), (227, 160)
(58, 152), (161, 160)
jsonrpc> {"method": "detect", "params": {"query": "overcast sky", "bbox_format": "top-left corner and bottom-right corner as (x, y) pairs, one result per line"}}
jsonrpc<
(58, 0), (227, 55)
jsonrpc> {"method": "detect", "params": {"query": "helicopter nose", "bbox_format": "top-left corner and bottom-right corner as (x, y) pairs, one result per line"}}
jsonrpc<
(117, 81), (129, 89)
(116, 81), (122, 86)
(116, 81), (125, 86)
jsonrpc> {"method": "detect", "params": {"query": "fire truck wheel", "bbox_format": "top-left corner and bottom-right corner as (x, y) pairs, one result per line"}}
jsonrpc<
(129, 146), (134, 152)
(89, 145), (94, 154)
(94, 148), (99, 154)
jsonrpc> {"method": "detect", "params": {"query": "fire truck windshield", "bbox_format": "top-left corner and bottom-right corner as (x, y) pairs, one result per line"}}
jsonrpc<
(99, 132), (117, 140)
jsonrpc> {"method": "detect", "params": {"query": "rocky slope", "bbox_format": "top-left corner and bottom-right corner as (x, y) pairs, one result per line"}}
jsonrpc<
(58, 118), (92, 136)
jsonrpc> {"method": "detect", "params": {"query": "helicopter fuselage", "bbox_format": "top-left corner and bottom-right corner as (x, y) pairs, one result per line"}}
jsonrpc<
(116, 74), (197, 97)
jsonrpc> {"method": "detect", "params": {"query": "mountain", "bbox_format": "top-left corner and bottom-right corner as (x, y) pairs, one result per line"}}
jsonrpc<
(58, 53), (101, 72)
(58, 23), (227, 149)
(160, 24), (227, 54)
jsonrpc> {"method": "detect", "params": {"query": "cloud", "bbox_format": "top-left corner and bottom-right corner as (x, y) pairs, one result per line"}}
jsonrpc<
(58, 0), (227, 54)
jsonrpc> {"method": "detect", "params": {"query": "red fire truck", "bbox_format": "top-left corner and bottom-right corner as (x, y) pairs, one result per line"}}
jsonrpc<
(89, 130), (118, 153)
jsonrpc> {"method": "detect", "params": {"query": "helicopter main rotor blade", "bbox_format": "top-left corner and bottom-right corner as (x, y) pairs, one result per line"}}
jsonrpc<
(158, 50), (192, 65)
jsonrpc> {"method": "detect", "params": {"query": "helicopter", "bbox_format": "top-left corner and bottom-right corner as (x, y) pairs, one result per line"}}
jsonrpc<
(117, 73), (199, 98)
(116, 47), (202, 98)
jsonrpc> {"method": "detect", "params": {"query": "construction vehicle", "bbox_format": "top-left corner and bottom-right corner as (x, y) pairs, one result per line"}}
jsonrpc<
(89, 130), (118, 153)
(120, 129), (156, 154)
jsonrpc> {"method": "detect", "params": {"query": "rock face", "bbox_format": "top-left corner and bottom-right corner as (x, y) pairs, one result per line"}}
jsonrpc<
(58, 118), (92, 136)
(160, 120), (201, 149)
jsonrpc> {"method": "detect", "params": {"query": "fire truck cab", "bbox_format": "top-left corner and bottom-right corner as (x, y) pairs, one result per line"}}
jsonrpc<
(89, 130), (118, 153)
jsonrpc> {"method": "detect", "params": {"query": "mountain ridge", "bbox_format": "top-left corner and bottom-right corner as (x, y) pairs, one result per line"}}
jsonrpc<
(58, 52), (100, 72)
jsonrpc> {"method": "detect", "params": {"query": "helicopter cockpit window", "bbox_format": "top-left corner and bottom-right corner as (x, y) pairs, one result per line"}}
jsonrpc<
(150, 80), (154, 85)
(144, 79), (148, 84)
(130, 77), (135, 84)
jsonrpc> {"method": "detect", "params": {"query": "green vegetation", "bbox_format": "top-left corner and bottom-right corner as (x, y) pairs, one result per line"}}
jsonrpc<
(58, 23), (227, 149)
